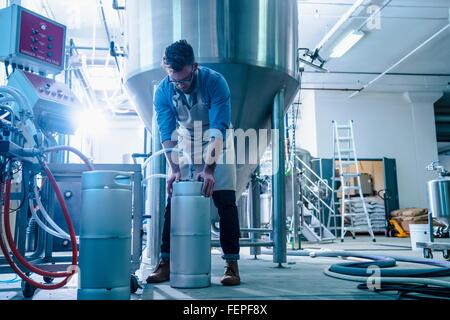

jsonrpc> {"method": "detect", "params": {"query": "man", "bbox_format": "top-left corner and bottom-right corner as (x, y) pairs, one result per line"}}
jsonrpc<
(146, 40), (241, 286)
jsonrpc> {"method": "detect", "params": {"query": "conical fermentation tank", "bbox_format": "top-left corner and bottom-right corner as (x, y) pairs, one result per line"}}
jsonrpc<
(124, 0), (300, 196)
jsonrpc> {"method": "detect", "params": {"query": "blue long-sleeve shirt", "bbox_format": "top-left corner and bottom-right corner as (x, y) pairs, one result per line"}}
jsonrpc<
(154, 66), (232, 143)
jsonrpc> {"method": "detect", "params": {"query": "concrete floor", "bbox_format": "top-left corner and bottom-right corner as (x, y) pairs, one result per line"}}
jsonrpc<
(1, 236), (449, 300)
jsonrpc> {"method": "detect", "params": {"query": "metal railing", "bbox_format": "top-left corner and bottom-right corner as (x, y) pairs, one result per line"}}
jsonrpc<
(295, 155), (334, 212)
(294, 155), (336, 241)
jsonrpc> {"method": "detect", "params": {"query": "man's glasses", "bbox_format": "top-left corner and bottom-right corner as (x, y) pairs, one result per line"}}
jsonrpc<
(169, 68), (195, 85)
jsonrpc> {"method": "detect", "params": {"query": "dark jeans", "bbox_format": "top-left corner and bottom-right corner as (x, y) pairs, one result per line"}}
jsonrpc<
(160, 190), (240, 261)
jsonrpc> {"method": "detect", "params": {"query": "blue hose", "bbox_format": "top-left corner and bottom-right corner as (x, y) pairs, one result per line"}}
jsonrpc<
(330, 258), (450, 277)
(283, 249), (450, 277)
(271, 249), (450, 299)
(0, 274), (20, 283)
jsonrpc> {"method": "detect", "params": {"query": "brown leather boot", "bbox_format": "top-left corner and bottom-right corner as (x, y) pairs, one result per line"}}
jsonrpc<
(221, 260), (240, 286)
(146, 260), (170, 283)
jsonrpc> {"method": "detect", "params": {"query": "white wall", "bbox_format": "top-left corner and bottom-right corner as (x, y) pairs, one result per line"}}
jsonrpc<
(297, 90), (318, 156)
(404, 92), (443, 207)
(92, 116), (146, 164)
(70, 115), (146, 164)
(298, 90), (440, 209)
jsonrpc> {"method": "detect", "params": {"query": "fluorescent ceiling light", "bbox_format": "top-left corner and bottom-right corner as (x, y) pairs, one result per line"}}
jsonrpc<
(330, 30), (365, 58)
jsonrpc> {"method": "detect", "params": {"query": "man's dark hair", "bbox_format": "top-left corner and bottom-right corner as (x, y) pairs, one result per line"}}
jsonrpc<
(162, 40), (195, 72)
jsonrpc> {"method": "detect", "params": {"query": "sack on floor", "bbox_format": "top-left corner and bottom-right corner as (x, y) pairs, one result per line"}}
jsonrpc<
(402, 214), (429, 223)
(390, 208), (428, 218)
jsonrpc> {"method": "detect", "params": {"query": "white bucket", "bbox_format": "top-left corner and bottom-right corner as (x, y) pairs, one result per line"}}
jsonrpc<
(409, 224), (431, 251)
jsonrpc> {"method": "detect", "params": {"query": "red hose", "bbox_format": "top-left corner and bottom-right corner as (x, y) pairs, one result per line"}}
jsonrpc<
(0, 180), (73, 289)
(0, 235), (72, 290)
(3, 177), (76, 277)
(0, 145), (94, 291)
(41, 162), (79, 266)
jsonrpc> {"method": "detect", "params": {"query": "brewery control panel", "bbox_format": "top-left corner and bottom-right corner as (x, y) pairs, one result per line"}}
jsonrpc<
(0, 5), (66, 75)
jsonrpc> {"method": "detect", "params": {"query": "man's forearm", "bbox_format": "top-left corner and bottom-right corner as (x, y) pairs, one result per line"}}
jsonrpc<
(162, 140), (180, 173)
(204, 162), (216, 174)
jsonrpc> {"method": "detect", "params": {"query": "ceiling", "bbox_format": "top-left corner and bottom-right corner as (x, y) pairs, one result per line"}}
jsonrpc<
(13, 0), (129, 113)
(6, 0), (450, 112)
(19, 0), (121, 49)
(298, 0), (450, 94)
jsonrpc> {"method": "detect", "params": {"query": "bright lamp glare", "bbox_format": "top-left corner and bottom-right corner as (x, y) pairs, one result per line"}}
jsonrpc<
(330, 30), (365, 58)
(75, 108), (107, 135)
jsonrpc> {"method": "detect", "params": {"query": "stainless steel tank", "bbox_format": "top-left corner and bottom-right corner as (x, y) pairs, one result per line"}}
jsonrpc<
(237, 191), (249, 236)
(124, 0), (300, 197)
(260, 193), (272, 225)
(427, 177), (450, 222)
(170, 181), (211, 288)
(78, 171), (132, 300)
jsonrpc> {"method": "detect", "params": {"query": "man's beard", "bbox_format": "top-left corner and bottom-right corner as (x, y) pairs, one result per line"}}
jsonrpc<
(181, 73), (197, 94)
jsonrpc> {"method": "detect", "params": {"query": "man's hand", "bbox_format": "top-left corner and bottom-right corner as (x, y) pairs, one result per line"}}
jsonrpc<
(167, 171), (181, 197)
(196, 169), (215, 197)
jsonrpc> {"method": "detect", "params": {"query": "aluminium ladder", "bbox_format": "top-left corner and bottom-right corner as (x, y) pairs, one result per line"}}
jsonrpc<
(330, 120), (376, 242)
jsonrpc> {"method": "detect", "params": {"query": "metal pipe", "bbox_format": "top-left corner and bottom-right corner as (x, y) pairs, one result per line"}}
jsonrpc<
(112, 0), (125, 10)
(97, 0), (121, 74)
(211, 240), (274, 248)
(40, 0), (56, 20)
(301, 87), (361, 92)
(17, 162), (31, 257)
(303, 70), (450, 77)
(350, 23), (450, 98)
(148, 92), (166, 267)
(68, 39), (75, 89)
(289, 105), (301, 250)
(131, 170), (144, 272)
(291, 158), (301, 249)
(97, 0), (112, 49)
(249, 170), (261, 257)
(272, 89), (286, 265)
(72, 46), (110, 51)
(240, 228), (273, 233)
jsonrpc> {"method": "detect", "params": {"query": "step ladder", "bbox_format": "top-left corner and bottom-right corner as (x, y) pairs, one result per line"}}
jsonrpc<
(330, 120), (376, 242)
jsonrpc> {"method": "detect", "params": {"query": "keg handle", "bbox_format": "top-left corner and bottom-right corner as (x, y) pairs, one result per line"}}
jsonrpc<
(114, 173), (132, 186)
(188, 164), (195, 181)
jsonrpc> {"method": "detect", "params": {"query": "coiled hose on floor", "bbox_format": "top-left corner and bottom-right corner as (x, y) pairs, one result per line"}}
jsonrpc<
(266, 249), (450, 299)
